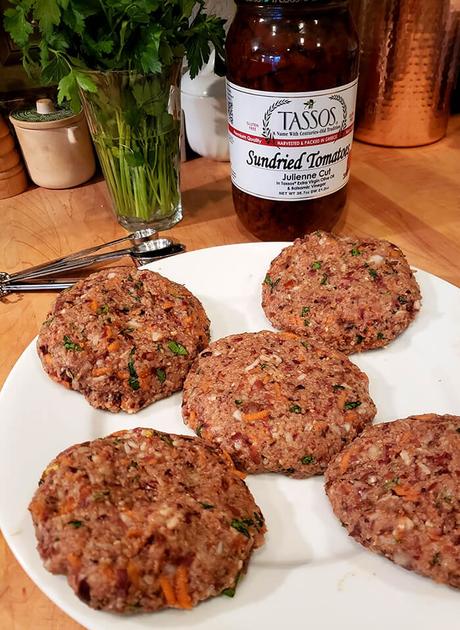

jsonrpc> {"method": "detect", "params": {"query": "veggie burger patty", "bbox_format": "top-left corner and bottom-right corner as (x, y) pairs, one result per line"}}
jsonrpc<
(29, 428), (265, 612)
(37, 267), (210, 413)
(182, 331), (376, 478)
(325, 414), (460, 588)
(262, 230), (421, 354)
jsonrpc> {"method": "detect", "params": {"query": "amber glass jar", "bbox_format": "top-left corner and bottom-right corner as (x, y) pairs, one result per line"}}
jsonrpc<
(226, 0), (359, 241)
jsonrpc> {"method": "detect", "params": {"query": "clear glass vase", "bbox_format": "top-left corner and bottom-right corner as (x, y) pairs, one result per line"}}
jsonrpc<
(80, 66), (183, 231)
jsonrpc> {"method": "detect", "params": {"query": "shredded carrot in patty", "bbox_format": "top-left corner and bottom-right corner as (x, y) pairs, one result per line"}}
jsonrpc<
(127, 560), (140, 588)
(159, 575), (176, 606)
(273, 382), (282, 399)
(92, 366), (111, 377)
(344, 410), (359, 423)
(242, 410), (270, 421)
(89, 300), (98, 312)
(339, 449), (352, 474)
(66, 553), (81, 570)
(175, 565), (193, 609)
(281, 332), (299, 340)
(107, 340), (120, 352)
(393, 485), (419, 502)
(189, 410), (196, 423)
(336, 390), (348, 409)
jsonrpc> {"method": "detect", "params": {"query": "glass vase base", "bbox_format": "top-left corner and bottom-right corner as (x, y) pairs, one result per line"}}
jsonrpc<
(117, 205), (183, 232)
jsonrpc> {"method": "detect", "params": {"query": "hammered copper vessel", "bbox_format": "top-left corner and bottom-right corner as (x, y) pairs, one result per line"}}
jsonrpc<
(350, 0), (460, 146)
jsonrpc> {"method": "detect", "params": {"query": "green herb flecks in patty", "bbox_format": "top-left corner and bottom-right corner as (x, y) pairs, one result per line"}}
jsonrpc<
(156, 368), (166, 383)
(63, 335), (82, 352)
(230, 518), (254, 538)
(264, 274), (280, 291)
(128, 347), (140, 390)
(67, 520), (83, 528)
(167, 340), (188, 356)
(344, 401), (362, 410)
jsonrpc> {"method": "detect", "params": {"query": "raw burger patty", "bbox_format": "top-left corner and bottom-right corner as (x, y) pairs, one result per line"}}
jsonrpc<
(29, 428), (265, 612)
(262, 230), (421, 354)
(325, 414), (460, 588)
(37, 267), (210, 413)
(182, 331), (376, 478)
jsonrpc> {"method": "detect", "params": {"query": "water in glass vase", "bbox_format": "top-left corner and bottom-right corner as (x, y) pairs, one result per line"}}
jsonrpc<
(80, 66), (183, 231)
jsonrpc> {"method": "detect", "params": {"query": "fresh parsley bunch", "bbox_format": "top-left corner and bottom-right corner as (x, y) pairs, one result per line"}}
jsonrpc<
(4, 0), (226, 107)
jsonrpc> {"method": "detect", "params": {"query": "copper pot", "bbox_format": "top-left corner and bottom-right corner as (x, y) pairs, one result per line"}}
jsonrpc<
(350, 0), (460, 146)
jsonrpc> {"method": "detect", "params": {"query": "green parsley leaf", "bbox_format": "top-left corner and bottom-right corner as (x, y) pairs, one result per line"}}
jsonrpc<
(356, 334), (364, 344)
(384, 477), (400, 491)
(301, 306), (310, 316)
(377, 332), (385, 340)
(397, 295), (408, 304)
(196, 424), (203, 437)
(344, 401), (362, 410)
(156, 368), (166, 383)
(33, 0), (60, 37)
(199, 502), (214, 510)
(311, 261), (322, 270)
(157, 433), (174, 446)
(289, 404), (302, 414)
(63, 335), (82, 351)
(97, 304), (109, 315)
(253, 511), (265, 529)
(320, 274), (328, 285)
(264, 274), (280, 291)
(167, 340), (188, 356)
(333, 384), (345, 391)
(235, 399), (243, 406)
(230, 518), (251, 538)
(301, 454), (315, 465)
(128, 347), (140, 390)
(351, 248), (361, 256)
(222, 573), (240, 598)
(3, 7), (33, 48)
(67, 520), (83, 528)
(368, 268), (378, 280)
(300, 341), (310, 350)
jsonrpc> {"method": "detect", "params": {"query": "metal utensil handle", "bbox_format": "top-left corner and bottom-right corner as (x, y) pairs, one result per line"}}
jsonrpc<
(0, 281), (75, 295)
(4, 247), (134, 282)
(5, 229), (157, 284)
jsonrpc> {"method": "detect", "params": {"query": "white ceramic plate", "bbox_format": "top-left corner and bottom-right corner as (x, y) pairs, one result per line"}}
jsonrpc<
(1, 242), (460, 630)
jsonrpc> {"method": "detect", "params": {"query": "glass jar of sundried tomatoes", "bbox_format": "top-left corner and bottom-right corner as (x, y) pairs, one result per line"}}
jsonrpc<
(226, 0), (359, 241)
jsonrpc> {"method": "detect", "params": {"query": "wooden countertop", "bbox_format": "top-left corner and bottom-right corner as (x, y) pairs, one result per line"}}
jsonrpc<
(1, 117), (459, 629)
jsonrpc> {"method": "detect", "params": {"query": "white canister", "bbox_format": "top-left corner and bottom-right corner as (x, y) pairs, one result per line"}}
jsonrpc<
(181, 55), (229, 162)
(10, 99), (96, 189)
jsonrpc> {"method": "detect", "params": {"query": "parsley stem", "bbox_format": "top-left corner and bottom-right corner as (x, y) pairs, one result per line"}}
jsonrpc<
(81, 68), (182, 227)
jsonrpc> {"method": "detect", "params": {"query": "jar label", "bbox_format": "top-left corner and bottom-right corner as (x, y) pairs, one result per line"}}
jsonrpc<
(226, 79), (358, 201)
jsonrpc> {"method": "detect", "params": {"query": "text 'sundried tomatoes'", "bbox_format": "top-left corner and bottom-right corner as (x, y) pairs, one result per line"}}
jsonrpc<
(226, 1), (359, 240)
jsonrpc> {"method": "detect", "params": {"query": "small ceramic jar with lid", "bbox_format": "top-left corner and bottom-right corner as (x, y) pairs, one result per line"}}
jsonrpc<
(10, 99), (96, 189)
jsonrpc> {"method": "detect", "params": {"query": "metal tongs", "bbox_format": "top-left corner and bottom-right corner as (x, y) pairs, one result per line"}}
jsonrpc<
(0, 228), (185, 296)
